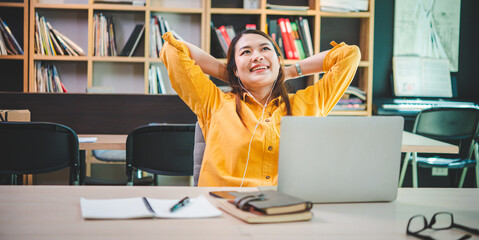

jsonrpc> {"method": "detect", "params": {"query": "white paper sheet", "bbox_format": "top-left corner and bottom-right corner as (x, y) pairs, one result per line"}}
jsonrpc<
(78, 137), (97, 143)
(80, 195), (222, 219)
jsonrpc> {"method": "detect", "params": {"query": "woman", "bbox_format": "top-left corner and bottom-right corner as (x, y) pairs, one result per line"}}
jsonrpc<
(160, 29), (360, 187)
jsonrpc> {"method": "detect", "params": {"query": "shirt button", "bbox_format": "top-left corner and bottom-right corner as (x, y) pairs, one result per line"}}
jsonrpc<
(265, 119), (270, 122)
(265, 176), (270, 179)
(268, 146), (273, 150)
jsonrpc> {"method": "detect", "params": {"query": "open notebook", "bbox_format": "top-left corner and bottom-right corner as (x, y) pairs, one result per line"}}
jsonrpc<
(80, 195), (221, 219)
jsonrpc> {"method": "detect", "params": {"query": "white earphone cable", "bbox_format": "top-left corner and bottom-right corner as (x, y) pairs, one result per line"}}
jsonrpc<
(239, 78), (277, 188)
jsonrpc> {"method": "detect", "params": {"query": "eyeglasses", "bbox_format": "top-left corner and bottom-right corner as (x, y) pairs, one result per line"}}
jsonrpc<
(407, 212), (479, 240)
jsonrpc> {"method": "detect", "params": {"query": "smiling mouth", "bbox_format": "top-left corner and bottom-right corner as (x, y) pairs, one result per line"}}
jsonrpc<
(250, 65), (269, 72)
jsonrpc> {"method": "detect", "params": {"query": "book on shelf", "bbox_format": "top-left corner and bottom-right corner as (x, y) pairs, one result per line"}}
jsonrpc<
(333, 98), (366, 111)
(80, 195), (221, 219)
(34, 62), (67, 93)
(298, 17), (313, 57)
(148, 64), (176, 94)
(34, 13), (85, 56)
(119, 24), (144, 57)
(320, 0), (369, 13)
(266, 3), (309, 11)
(210, 22), (227, 58)
(344, 86), (366, 101)
(212, 190), (313, 224)
(0, 17), (23, 55)
(290, 21), (306, 59)
(150, 15), (183, 57)
(217, 25), (231, 47)
(268, 17), (312, 60)
(93, 13), (117, 56)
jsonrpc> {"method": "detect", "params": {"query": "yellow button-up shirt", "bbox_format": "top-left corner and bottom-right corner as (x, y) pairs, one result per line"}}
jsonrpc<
(160, 32), (360, 187)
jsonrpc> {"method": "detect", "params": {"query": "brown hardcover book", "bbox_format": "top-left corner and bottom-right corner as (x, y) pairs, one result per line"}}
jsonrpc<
(216, 198), (313, 224)
(229, 190), (313, 215)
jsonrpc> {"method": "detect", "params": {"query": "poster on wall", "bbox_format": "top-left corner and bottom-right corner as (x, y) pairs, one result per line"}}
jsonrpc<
(393, 0), (461, 72)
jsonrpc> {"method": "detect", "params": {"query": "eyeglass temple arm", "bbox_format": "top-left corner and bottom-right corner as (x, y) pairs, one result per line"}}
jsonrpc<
(454, 223), (479, 235)
(407, 232), (435, 240)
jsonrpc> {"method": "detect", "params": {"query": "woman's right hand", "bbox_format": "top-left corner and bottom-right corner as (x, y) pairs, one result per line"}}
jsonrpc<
(162, 32), (189, 54)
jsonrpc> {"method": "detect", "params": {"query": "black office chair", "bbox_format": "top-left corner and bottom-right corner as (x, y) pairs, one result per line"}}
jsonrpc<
(399, 107), (479, 188)
(126, 124), (195, 186)
(0, 122), (80, 185)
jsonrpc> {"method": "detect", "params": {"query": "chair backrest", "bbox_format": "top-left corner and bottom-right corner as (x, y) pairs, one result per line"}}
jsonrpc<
(126, 124), (195, 184)
(413, 107), (479, 157)
(193, 121), (205, 186)
(0, 122), (80, 185)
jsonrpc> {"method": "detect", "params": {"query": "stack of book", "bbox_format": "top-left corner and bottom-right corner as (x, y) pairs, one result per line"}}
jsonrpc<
(149, 15), (184, 58)
(320, 0), (369, 12)
(93, 13), (117, 56)
(268, 17), (313, 60)
(119, 24), (144, 57)
(266, 3), (309, 11)
(210, 22), (237, 58)
(148, 64), (176, 94)
(0, 17), (23, 55)
(34, 13), (85, 56)
(34, 62), (67, 93)
(148, 64), (166, 94)
(213, 190), (313, 224)
(334, 86), (366, 111)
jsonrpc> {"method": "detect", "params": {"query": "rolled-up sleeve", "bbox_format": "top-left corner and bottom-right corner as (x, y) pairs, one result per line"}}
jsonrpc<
(160, 32), (224, 122)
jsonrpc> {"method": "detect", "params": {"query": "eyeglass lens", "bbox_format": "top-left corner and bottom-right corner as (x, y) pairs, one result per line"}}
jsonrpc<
(430, 212), (453, 230)
(408, 215), (428, 233)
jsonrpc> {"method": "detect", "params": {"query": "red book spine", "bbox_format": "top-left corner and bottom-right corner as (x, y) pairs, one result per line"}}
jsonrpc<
(60, 82), (68, 93)
(284, 18), (299, 59)
(277, 18), (294, 59)
(218, 26), (231, 46)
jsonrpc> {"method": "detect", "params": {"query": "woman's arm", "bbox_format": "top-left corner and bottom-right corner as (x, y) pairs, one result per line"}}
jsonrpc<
(181, 41), (228, 82)
(284, 50), (330, 80)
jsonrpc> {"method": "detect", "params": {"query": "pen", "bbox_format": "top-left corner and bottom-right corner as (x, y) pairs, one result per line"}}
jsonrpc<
(142, 197), (156, 216)
(169, 196), (190, 212)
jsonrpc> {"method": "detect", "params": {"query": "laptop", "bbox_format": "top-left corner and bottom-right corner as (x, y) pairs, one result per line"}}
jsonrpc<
(277, 116), (404, 203)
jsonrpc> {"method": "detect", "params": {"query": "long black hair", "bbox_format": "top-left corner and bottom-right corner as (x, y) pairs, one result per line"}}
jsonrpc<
(225, 29), (292, 125)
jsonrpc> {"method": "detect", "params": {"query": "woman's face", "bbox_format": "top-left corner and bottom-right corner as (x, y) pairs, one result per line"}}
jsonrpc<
(234, 33), (280, 91)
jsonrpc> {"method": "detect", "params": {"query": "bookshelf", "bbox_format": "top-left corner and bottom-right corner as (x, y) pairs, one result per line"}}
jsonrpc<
(23, 0), (373, 115)
(0, 0), (28, 92)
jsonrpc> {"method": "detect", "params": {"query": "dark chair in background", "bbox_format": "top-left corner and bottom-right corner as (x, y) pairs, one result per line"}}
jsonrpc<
(126, 124), (195, 186)
(399, 107), (479, 188)
(0, 122), (80, 185)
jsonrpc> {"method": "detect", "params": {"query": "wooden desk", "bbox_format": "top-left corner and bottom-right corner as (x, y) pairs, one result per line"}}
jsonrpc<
(79, 131), (459, 154)
(401, 131), (459, 154)
(0, 186), (477, 240)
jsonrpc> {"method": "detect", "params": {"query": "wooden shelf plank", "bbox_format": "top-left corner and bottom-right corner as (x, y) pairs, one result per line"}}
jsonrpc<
(0, 2), (25, 7)
(149, 7), (202, 14)
(0, 55), (26, 60)
(329, 110), (369, 116)
(92, 3), (146, 11)
(91, 56), (145, 62)
(33, 55), (89, 61)
(265, 9), (316, 16)
(210, 8), (262, 15)
(320, 12), (370, 18)
(34, 3), (89, 9)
